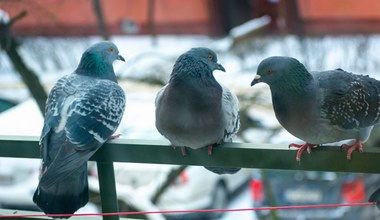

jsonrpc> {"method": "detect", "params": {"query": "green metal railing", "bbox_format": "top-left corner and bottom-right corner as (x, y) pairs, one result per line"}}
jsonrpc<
(1, 135), (380, 219)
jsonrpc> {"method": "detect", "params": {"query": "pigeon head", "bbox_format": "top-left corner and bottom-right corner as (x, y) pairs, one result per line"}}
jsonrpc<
(186, 47), (225, 72)
(170, 47), (225, 84)
(251, 56), (312, 90)
(76, 41), (125, 81)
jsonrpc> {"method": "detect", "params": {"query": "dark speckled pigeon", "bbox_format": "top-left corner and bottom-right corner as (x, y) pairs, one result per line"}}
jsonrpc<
(33, 41), (126, 218)
(251, 56), (380, 161)
(155, 47), (240, 174)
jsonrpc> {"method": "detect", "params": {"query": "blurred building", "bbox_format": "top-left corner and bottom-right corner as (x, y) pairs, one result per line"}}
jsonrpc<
(1, 0), (380, 36)
(0, 0), (254, 36)
(296, 0), (380, 35)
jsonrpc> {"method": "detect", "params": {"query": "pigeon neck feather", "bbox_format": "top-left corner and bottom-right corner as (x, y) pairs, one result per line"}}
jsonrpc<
(75, 51), (117, 82)
(272, 65), (314, 96)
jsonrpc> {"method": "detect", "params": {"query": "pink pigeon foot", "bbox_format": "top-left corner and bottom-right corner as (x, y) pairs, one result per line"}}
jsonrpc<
(181, 146), (187, 156)
(289, 143), (318, 162)
(109, 134), (121, 140)
(208, 144), (213, 156)
(341, 139), (364, 160)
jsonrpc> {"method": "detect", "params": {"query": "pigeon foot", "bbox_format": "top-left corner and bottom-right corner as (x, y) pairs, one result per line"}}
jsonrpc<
(109, 134), (121, 140)
(207, 144), (213, 156)
(341, 139), (364, 160)
(289, 143), (318, 162)
(181, 147), (187, 156)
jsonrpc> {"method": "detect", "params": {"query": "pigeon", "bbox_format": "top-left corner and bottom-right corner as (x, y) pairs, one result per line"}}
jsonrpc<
(251, 56), (380, 161)
(33, 41), (126, 218)
(155, 47), (240, 174)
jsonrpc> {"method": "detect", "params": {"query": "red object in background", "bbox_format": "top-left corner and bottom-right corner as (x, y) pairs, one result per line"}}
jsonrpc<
(250, 179), (264, 202)
(341, 179), (365, 203)
(0, 0), (215, 36)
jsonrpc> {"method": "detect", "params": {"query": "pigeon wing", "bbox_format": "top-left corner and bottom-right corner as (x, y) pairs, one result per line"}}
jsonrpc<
(317, 69), (380, 129)
(221, 85), (240, 142)
(39, 74), (125, 188)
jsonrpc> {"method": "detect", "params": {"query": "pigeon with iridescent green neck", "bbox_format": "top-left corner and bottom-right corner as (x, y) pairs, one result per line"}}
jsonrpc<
(251, 56), (380, 161)
(33, 41), (126, 218)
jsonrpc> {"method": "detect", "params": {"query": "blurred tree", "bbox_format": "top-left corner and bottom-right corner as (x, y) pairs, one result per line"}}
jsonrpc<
(92, 0), (109, 40)
(152, 165), (187, 204)
(0, 11), (47, 114)
(147, 0), (157, 46)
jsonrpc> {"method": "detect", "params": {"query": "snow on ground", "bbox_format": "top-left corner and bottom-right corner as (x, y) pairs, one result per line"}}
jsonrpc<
(219, 187), (257, 220)
(0, 99), (43, 136)
(230, 16), (271, 39)
(0, 9), (9, 24)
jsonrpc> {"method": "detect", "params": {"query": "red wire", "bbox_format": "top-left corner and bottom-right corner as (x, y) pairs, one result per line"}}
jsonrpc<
(0, 202), (376, 218)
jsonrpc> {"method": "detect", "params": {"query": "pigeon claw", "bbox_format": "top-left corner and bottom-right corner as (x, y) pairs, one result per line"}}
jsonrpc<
(341, 140), (364, 160)
(207, 144), (213, 156)
(109, 134), (121, 140)
(181, 147), (187, 156)
(289, 143), (317, 162)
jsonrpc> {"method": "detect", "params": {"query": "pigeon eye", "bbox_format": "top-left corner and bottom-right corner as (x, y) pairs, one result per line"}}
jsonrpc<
(108, 47), (115, 52)
(207, 55), (213, 61)
(267, 69), (273, 74)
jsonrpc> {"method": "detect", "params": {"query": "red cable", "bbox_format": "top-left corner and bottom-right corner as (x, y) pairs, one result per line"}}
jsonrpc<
(0, 202), (376, 218)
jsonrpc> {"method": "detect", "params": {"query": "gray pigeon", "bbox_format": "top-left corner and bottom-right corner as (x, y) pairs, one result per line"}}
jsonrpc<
(155, 47), (240, 174)
(251, 56), (380, 161)
(33, 41), (126, 218)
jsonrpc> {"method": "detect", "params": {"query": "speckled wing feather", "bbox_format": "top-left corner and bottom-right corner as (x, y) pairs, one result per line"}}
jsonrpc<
(316, 69), (380, 129)
(221, 85), (240, 142)
(39, 74), (125, 188)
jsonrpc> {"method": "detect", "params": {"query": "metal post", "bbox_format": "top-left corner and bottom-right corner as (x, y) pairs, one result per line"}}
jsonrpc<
(97, 162), (119, 220)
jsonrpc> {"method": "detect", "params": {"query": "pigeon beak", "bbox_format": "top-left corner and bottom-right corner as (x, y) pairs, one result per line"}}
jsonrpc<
(216, 63), (226, 72)
(117, 55), (125, 62)
(251, 74), (261, 86)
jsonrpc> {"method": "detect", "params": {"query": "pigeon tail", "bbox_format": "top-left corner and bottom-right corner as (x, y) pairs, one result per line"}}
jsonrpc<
(33, 166), (88, 218)
(369, 187), (380, 210)
(204, 166), (241, 175)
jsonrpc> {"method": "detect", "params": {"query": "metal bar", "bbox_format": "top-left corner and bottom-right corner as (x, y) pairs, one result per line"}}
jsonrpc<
(97, 162), (119, 220)
(0, 136), (380, 173)
(0, 208), (138, 219)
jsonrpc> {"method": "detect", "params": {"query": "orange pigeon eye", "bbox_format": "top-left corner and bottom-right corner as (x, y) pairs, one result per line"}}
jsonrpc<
(207, 55), (213, 61)
(109, 47), (115, 52)
(267, 69), (273, 74)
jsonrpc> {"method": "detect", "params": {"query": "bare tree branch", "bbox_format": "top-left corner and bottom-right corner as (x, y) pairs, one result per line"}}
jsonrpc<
(92, 0), (109, 40)
(0, 11), (47, 114)
(152, 165), (187, 204)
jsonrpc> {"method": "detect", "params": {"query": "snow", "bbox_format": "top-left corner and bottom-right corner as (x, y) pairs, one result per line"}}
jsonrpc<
(219, 187), (257, 220)
(0, 99), (43, 136)
(230, 16), (271, 39)
(0, 9), (9, 24)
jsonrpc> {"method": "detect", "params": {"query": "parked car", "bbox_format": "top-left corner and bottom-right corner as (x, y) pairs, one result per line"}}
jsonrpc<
(88, 163), (251, 220)
(249, 169), (380, 220)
